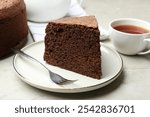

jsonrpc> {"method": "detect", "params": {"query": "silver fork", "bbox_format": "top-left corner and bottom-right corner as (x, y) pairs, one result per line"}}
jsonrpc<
(12, 48), (77, 85)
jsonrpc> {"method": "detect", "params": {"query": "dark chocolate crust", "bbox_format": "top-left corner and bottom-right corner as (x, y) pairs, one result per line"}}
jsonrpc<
(44, 16), (101, 79)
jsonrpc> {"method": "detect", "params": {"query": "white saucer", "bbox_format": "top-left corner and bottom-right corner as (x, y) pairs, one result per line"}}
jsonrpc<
(13, 41), (123, 93)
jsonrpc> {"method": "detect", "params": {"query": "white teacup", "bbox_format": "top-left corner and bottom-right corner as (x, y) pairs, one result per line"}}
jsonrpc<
(109, 18), (150, 55)
(24, 0), (83, 22)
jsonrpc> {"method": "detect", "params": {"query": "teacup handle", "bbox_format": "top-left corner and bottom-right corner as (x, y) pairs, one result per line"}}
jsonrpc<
(138, 38), (150, 55)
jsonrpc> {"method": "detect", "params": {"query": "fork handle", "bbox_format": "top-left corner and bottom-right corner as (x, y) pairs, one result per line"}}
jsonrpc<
(12, 48), (49, 71)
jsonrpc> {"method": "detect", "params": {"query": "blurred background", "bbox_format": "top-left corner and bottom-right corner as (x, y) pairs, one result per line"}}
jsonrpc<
(85, 0), (150, 30)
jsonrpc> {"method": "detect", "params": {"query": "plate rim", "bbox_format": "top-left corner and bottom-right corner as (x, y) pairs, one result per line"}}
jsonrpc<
(13, 41), (123, 93)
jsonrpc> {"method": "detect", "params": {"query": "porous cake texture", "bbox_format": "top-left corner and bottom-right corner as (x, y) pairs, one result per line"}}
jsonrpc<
(44, 16), (101, 79)
(0, 0), (28, 58)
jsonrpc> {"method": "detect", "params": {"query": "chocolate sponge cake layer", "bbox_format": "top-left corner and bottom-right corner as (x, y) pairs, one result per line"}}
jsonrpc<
(0, 0), (28, 58)
(44, 16), (101, 79)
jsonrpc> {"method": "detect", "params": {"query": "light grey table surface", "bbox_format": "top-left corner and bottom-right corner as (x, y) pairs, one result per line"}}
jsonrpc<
(0, 0), (150, 100)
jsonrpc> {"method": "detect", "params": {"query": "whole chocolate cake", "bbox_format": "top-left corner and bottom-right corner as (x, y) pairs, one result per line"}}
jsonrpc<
(44, 16), (101, 79)
(0, 0), (28, 58)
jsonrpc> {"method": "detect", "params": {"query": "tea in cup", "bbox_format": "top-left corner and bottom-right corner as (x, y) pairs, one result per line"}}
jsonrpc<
(109, 18), (150, 55)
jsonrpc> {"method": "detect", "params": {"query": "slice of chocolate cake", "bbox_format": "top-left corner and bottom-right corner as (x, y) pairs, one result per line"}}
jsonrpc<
(44, 16), (101, 79)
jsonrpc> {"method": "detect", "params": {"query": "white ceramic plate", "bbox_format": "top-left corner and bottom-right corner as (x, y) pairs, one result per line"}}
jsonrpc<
(13, 41), (123, 93)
